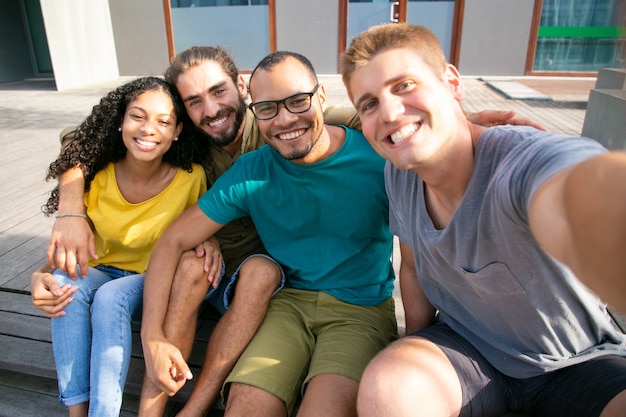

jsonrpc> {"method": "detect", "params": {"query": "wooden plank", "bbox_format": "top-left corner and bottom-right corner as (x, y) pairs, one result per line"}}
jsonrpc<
(0, 291), (44, 316)
(0, 236), (50, 289)
(0, 374), (67, 417)
(0, 371), (191, 417)
(0, 311), (51, 342)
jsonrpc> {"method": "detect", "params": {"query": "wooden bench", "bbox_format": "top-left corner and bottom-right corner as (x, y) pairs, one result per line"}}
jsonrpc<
(0, 289), (224, 416)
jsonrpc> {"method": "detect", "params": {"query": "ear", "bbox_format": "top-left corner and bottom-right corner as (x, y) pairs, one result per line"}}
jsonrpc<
(445, 64), (465, 101)
(318, 84), (327, 106)
(174, 122), (183, 139)
(237, 74), (248, 99)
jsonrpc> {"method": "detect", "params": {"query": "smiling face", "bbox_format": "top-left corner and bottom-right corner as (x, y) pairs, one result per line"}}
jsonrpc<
(120, 89), (182, 164)
(348, 48), (466, 171)
(249, 56), (327, 164)
(175, 60), (247, 148)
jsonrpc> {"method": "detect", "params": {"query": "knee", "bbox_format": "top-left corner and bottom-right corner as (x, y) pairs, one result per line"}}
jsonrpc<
(173, 250), (212, 293)
(236, 257), (282, 299)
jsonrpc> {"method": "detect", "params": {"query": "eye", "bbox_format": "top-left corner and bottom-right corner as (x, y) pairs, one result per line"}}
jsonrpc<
(130, 113), (144, 120)
(360, 99), (378, 114)
(254, 102), (277, 117)
(395, 80), (415, 94)
(214, 88), (226, 96)
(287, 95), (309, 109)
(187, 99), (200, 108)
(159, 119), (172, 126)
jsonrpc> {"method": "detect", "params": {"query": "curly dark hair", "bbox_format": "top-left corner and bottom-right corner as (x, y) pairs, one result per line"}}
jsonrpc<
(43, 76), (209, 216)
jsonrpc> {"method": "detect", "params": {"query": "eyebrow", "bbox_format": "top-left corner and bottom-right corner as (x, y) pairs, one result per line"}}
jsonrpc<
(182, 80), (229, 103)
(128, 106), (175, 119)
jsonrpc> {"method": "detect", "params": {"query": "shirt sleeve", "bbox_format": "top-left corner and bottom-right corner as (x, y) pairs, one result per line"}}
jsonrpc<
(493, 132), (606, 224)
(197, 161), (250, 225)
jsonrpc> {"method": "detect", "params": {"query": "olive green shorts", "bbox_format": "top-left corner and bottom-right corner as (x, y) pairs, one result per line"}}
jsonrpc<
(223, 287), (398, 414)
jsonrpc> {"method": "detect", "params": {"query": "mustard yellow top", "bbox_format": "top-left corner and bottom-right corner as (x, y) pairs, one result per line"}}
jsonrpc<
(85, 163), (207, 273)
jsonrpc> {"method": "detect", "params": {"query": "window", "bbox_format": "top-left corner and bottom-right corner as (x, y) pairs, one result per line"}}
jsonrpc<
(533, 0), (625, 72)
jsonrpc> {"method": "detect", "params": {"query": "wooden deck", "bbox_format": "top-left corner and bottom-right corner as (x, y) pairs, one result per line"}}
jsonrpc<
(2, 74), (622, 416)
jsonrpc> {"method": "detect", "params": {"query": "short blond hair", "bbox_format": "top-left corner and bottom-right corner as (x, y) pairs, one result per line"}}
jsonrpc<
(341, 23), (448, 98)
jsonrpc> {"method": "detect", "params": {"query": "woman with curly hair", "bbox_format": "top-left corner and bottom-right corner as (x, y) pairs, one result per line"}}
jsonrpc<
(31, 76), (208, 417)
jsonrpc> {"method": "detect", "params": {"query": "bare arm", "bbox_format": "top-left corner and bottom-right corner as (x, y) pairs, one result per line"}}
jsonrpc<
(323, 106), (547, 132)
(47, 166), (97, 278)
(529, 152), (626, 312)
(399, 241), (437, 335)
(466, 109), (548, 131)
(141, 204), (225, 395)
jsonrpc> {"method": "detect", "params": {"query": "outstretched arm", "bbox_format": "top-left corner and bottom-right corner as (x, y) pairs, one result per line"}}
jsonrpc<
(529, 152), (626, 312)
(141, 204), (225, 396)
(399, 240), (437, 335)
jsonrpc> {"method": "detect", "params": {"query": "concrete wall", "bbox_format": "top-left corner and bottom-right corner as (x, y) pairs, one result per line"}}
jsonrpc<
(108, 0), (170, 76)
(0, 0), (34, 83)
(275, 0), (339, 74)
(40, 0), (118, 91)
(458, 0), (535, 76)
(582, 68), (626, 150)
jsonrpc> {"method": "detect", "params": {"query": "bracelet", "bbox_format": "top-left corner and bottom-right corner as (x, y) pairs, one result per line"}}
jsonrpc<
(54, 213), (88, 220)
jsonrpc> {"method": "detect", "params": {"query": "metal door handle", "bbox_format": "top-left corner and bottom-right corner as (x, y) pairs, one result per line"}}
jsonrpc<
(390, 1), (400, 23)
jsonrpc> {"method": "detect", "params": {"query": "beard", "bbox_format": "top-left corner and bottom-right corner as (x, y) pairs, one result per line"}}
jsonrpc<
(196, 96), (247, 147)
(265, 123), (324, 161)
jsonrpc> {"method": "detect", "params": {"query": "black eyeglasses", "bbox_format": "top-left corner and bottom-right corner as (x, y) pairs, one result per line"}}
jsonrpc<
(248, 84), (320, 120)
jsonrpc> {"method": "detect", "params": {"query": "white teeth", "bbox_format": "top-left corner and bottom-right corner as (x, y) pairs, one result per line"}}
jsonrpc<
(390, 123), (418, 144)
(278, 129), (305, 140)
(136, 138), (157, 148)
(209, 116), (228, 128)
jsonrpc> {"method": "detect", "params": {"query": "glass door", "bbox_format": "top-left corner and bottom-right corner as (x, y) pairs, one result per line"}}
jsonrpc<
(346, 1), (456, 62)
(347, 0), (400, 46)
(169, 0), (271, 70)
(406, 0), (455, 61)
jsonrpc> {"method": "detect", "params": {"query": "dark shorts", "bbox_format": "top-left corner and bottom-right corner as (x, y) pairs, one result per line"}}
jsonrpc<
(413, 322), (626, 417)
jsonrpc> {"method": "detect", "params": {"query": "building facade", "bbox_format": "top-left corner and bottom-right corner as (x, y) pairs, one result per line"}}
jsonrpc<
(1, 0), (624, 90)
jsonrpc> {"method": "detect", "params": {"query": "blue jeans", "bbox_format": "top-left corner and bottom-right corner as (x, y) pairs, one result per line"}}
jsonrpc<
(51, 265), (143, 416)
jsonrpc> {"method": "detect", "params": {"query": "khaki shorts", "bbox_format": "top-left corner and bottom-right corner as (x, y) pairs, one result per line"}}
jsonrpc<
(223, 288), (398, 414)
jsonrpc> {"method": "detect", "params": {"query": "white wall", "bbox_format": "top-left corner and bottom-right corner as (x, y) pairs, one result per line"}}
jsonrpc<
(458, 0), (535, 76)
(109, 0), (169, 76)
(40, 0), (118, 90)
(275, 0), (339, 74)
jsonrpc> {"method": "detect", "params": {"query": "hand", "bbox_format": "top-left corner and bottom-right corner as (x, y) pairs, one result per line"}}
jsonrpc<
(142, 336), (193, 397)
(47, 216), (97, 279)
(30, 265), (78, 318)
(194, 237), (223, 288)
(467, 110), (548, 132)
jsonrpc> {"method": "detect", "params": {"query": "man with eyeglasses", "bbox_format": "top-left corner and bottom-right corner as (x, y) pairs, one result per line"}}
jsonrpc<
(142, 50), (396, 417)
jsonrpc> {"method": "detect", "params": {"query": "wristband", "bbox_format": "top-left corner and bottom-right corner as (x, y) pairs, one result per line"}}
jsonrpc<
(54, 213), (88, 220)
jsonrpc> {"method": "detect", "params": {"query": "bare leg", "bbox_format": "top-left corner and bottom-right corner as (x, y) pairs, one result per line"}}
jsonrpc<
(68, 403), (88, 417)
(297, 374), (358, 417)
(138, 251), (211, 416)
(357, 337), (462, 417)
(224, 383), (286, 417)
(177, 256), (281, 417)
(600, 389), (626, 417)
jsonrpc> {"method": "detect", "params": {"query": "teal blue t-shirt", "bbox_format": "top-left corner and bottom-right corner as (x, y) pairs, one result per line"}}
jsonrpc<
(197, 126), (394, 306)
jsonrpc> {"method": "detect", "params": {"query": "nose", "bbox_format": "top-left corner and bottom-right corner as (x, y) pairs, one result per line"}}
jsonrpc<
(202, 98), (221, 118)
(379, 94), (404, 123)
(274, 103), (298, 125)
(140, 118), (156, 134)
